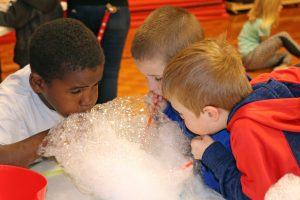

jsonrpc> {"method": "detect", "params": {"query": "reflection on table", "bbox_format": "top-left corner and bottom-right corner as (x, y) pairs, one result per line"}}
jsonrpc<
(30, 159), (98, 200)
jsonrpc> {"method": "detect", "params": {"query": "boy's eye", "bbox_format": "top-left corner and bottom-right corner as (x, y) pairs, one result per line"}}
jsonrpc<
(155, 77), (162, 82)
(174, 109), (184, 120)
(70, 89), (82, 94)
(179, 113), (185, 120)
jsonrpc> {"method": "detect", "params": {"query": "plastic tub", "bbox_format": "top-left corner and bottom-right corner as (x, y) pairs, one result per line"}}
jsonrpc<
(0, 165), (47, 200)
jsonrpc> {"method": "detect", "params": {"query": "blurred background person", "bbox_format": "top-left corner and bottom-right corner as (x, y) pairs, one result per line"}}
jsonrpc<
(0, 0), (63, 68)
(67, 0), (130, 103)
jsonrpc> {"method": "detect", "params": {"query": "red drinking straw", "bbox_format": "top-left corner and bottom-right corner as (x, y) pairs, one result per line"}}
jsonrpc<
(178, 161), (193, 171)
(146, 94), (159, 127)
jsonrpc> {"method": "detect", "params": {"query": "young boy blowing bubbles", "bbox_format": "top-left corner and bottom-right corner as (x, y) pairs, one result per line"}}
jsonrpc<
(131, 5), (232, 193)
(162, 37), (300, 200)
(0, 18), (105, 167)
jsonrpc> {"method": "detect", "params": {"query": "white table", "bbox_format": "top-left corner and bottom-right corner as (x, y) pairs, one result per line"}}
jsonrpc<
(30, 159), (98, 200)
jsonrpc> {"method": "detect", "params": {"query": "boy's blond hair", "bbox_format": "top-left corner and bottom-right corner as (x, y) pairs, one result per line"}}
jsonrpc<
(131, 5), (204, 64)
(248, 0), (282, 29)
(162, 38), (252, 116)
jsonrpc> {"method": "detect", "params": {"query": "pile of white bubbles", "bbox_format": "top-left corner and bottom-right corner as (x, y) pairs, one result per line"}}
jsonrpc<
(39, 96), (223, 200)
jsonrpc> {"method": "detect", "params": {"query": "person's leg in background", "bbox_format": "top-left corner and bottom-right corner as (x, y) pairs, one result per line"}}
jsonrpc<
(67, 4), (130, 103)
(100, 7), (130, 103)
(242, 33), (291, 70)
(242, 31), (300, 70)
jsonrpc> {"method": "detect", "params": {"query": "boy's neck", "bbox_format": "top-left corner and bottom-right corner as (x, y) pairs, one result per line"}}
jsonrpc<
(38, 93), (55, 111)
(219, 108), (230, 130)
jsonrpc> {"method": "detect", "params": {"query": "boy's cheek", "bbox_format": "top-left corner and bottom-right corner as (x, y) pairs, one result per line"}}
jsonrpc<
(149, 86), (162, 96)
(52, 98), (81, 116)
(185, 121), (201, 135)
(147, 79), (160, 93)
(183, 120), (191, 129)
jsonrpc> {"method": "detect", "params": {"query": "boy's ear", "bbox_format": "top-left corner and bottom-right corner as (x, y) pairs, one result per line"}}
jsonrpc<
(29, 72), (46, 93)
(202, 106), (220, 121)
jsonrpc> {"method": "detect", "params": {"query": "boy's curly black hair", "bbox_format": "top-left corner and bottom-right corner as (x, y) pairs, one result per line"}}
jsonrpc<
(29, 18), (105, 81)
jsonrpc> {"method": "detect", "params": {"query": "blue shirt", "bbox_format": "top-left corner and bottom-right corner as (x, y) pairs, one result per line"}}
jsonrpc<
(164, 104), (231, 193)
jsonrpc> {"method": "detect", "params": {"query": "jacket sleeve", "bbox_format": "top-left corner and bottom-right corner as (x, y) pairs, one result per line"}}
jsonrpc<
(0, 1), (34, 28)
(202, 142), (250, 200)
(251, 66), (300, 85)
(0, 0), (58, 28)
(229, 119), (299, 200)
(21, 0), (58, 13)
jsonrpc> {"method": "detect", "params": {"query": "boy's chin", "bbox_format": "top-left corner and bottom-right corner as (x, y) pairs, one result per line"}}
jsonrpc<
(64, 109), (93, 117)
(58, 112), (70, 118)
(154, 91), (162, 96)
(150, 91), (163, 98)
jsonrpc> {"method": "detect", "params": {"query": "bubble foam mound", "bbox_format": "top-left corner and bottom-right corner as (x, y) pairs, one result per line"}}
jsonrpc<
(265, 173), (300, 200)
(39, 96), (223, 200)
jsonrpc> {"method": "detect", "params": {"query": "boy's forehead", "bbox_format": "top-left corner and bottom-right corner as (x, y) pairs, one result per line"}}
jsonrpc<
(59, 67), (103, 86)
(135, 58), (165, 75)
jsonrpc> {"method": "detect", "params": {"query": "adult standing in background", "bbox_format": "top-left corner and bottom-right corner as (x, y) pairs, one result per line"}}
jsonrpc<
(67, 0), (130, 103)
(0, 0), (63, 68)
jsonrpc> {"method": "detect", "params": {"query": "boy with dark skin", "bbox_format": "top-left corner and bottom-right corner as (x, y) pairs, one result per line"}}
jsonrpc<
(0, 18), (105, 167)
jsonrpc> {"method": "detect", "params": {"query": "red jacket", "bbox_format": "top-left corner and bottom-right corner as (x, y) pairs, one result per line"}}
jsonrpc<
(227, 67), (300, 199)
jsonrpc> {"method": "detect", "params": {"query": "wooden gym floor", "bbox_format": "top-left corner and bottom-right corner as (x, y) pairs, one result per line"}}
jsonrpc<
(1, 5), (300, 97)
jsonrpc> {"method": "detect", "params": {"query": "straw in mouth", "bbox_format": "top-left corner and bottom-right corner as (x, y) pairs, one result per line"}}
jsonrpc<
(178, 161), (193, 171)
(146, 94), (160, 127)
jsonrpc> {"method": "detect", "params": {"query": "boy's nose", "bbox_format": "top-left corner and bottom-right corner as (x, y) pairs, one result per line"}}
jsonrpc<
(149, 83), (162, 96)
(148, 79), (159, 91)
(80, 91), (97, 111)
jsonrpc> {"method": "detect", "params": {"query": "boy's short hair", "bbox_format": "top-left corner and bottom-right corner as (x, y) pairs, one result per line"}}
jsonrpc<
(29, 18), (105, 81)
(131, 5), (204, 64)
(162, 38), (252, 116)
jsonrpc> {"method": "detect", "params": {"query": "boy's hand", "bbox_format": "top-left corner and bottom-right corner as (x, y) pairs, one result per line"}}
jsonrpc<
(191, 135), (214, 160)
(144, 91), (167, 113)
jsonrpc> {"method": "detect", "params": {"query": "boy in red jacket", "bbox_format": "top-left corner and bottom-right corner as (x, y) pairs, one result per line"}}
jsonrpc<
(162, 38), (300, 200)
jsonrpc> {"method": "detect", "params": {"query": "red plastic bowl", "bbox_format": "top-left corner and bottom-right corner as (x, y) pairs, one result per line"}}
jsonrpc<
(0, 165), (47, 200)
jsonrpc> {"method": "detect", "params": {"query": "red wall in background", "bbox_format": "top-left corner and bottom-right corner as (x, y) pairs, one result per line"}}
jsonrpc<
(129, 0), (228, 27)
(0, 0), (228, 43)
